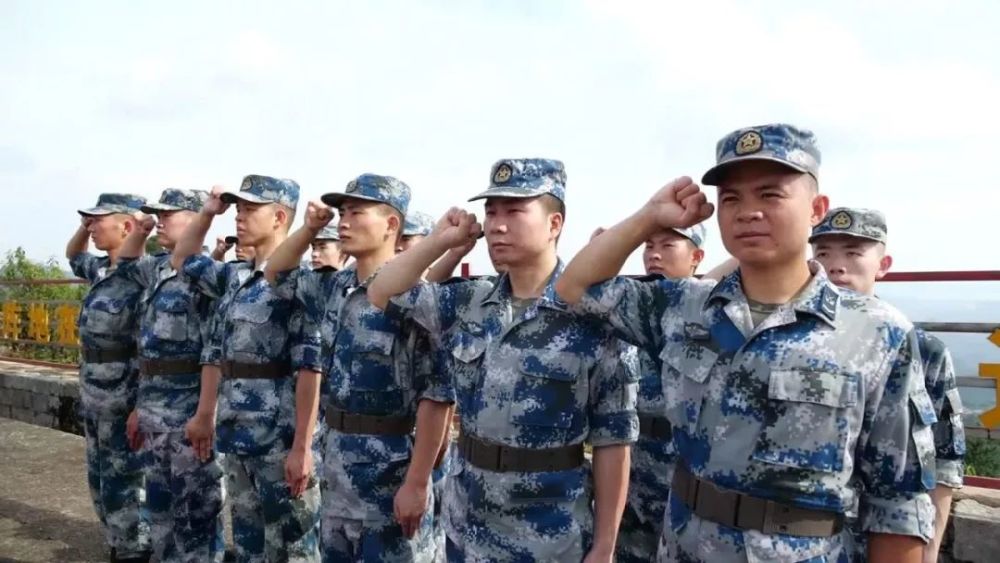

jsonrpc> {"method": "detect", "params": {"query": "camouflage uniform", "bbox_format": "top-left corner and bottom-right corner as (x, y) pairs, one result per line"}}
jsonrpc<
(305, 174), (452, 561)
(618, 222), (708, 563)
(811, 206), (966, 557)
(115, 189), (225, 562)
(73, 193), (152, 561)
(403, 211), (435, 238)
(576, 127), (935, 563)
(185, 176), (321, 563)
(388, 159), (639, 562)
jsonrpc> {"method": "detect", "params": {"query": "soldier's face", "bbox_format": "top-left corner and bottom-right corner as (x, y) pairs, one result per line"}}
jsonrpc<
(310, 240), (344, 269)
(812, 236), (891, 296)
(154, 210), (195, 250)
(234, 202), (281, 246)
(643, 230), (703, 278)
(483, 197), (560, 268)
(715, 161), (828, 268)
(86, 214), (130, 251)
(397, 235), (424, 253)
(337, 200), (399, 255)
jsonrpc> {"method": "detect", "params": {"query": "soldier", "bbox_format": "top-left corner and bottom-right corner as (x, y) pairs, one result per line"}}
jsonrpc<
(264, 174), (454, 561)
(616, 222), (707, 563)
(66, 193), (152, 562)
(368, 158), (638, 562)
(169, 175), (322, 562)
(398, 211), (435, 253)
(112, 188), (226, 562)
(554, 124), (936, 563)
(810, 207), (965, 563)
(310, 225), (348, 271)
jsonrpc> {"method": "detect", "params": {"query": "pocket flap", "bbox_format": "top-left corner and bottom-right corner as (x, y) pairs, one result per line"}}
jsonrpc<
(451, 331), (487, 363)
(229, 302), (270, 323)
(768, 369), (858, 408)
(910, 390), (938, 426)
(519, 352), (581, 382)
(660, 341), (718, 384)
(354, 330), (395, 355)
(89, 298), (126, 315)
(153, 298), (188, 313)
(945, 387), (965, 415)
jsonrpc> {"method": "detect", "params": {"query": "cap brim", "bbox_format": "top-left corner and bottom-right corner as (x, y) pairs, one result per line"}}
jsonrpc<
(701, 156), (810, 186)
(468, 188), (545, 202)
(140, 203), (183, 213)
(220, 191), (272, 205)
(321, 192), (405, 215)
(808, 232), (885, 244)
(77, 207), (114, 217)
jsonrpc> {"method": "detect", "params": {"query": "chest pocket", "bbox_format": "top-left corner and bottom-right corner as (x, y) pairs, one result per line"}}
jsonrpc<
(350, 329), (403, 391)
(150, 298), (190, 341)
(659, 335), (718, 433)
(510, 351), (581, 429)
(752, 369), (858, 473)
(84, 297), (130, 336)
(228, 300), (275, 355)
(910, 389), (938, 489)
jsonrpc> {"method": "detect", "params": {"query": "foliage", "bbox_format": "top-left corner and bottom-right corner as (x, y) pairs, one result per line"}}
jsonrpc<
(965, 436), (1000, 477)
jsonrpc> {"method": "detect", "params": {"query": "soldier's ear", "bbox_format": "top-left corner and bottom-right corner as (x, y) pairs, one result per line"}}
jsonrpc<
(876, 252), (893, 280)
(809, 193), (830, 227)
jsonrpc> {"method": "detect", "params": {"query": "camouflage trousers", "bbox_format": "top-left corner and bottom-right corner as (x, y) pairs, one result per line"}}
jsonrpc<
(142, 431), (225, 563)
(616, 496), (661, 562)
(656, 495), (852, 563)
(226, 451), (321, 563)
(84, 416), (150, 559)
(321, 514), (436, 563)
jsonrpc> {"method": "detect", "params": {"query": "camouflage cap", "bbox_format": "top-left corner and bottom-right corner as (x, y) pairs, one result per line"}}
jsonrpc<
(321, 174), (411, 216)
(402, 211), (435, 237)
(141, 188), (209, 214)
(810, 207), (887, 244)
(702, 123), (821, 186)
(221, 175), (300, 210)
(78, 193), (147, 217)
(469, 158), (566, 203)
(314, 225), (340, 242)
(672, 222), (708, 248)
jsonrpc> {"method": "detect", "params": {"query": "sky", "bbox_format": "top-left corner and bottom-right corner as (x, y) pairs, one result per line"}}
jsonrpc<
(1, 0), (998, 277)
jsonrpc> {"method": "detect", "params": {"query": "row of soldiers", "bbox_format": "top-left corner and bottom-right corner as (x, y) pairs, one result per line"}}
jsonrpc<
(67, 122), (963, 563)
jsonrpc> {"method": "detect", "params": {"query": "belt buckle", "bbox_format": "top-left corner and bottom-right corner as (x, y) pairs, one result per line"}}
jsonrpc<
(761, 500), (793, 535)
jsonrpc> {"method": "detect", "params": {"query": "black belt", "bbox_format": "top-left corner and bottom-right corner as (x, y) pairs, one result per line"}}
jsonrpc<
(139, 357), (201, 376)
(457, 433), (584, 473)
(325, 408), (414, 435)
(81, 346), (134, 364)
(672, 464), (844, 537)
(220, 360), (290, 379)
(638, 414), (672, 440)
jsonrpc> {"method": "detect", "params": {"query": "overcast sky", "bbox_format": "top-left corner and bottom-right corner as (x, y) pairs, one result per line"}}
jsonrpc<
(1, 0), (996, 276)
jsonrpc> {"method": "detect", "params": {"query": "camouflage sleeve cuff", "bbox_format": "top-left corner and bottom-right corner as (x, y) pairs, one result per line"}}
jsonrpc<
(860, 491), (935, 543)
(69, 252), (94, 282)
(587, 411), (639, 448)
(271, 268), (299, 301)
(199, 344), (221, 366)
(292, 343), (323, 374)
(935, 459), (964, 488)
(418, 384), (456, 405)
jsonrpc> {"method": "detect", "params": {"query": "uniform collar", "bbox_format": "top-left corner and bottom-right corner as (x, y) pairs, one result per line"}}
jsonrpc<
(705, 260), (840, 327)
(481, 259), (567, 312)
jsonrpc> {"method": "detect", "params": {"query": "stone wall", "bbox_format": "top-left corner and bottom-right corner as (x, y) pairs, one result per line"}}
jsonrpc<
(0, 361), (82, 435)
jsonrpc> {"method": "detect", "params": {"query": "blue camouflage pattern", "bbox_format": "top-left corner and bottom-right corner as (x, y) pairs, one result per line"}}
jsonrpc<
(78, 192), (147, 216)
(702, 124), (821, 186)
(314, 225), (340, 241)
(810, 207), (888, 244)
(673, 222), (708, 248)
(388, 262), (638, 561)
(141, 188), (209, 214)
(616, 345), (676, 563)
(84, 416), (151, 559)
(284, 264), (451, 561)
(469, 158), (567, 203)
(221, 174), (301, 211)
(184, 254), (321, 562)
(403, 211), (435, 238)
(575, 262), (935, 562)
(919, 330), (965, 488)
(321, 173), (412, 216)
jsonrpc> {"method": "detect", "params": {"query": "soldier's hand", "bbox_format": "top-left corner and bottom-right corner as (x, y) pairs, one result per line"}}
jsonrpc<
(184, 412), (215, 462)
(203, 186), (231, 216)
(393, 480), (429, 539)
(432, 208), (482, 250)
(644, 177), (714, 230)
(80, 216), (95, 229)
(305, 200), (335, 231)
(284, 447), (314, 497)
(126, 409), (144, 451)
(215, 237), (233, 254)
(135, 214), (156, 236)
